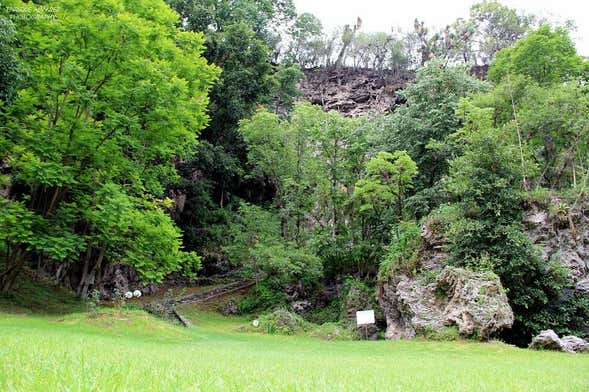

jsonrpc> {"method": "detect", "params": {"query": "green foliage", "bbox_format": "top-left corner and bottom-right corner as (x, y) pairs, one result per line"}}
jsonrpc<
(419, 326), (461, 341)
(446, 100), (530, 221)
(309, 322), (354, 341)
(0, 16), (21, 102)
(224, 202), (281, 267)
(517, 83), (589, 189)
(304, 298), (341, 325)
(1, 0), (218, 292)
(468, 75), (589, 191)
(251, 308), (313, 335)
(340, 278), (379, 319)
(528, 291), (589, 339)
(489, 25), (587, 85)
(85, 289), (101, 319)
(225, 202), (323, 311)
(440, 98), (580, 345)
(354, 151), (417, 219)
(286, 12), (324, 67)
(378, 221), (421, 279)
(469, 0), (534, 63)
(252, 243), (322, 289)
(374, 62), (487, 191)
(267, 63), (304, 113)
(237, 280), (286, 313)
(164, 1), (298, 274)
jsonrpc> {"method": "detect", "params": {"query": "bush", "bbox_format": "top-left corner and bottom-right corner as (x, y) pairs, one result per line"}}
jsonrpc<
(248, 309), (313, 335)
(304, 298), (341, 325)
(419, 326), (461, 341)
(378, 221), (421, 279)
(311, 228), (383, 278)
(237, 281), (287, 314)
(310, 323), (354, 341)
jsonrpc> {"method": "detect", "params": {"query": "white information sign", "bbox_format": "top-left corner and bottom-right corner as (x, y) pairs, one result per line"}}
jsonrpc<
(356, 310), (375, 326)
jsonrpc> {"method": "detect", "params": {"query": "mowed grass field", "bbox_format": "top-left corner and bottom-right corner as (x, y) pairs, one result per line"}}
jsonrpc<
(1, 308), (589, 392)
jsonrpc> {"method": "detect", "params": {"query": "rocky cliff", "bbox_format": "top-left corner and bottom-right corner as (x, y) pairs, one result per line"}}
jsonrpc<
(523, 201), (589, 292)
(299, 68), (413, 117)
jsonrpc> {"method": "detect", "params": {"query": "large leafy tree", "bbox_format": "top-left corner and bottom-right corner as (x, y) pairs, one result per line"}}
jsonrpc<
(470, 0), (534, 64)
(0, 0), (218, 294)
(0, 16), (20, 103)
(165, 1), (300, 267)
(474, 26), (589, 190)
(374, 62), (486, 195)
(488, 25), (587, 85)
(355, 151), (417, 222)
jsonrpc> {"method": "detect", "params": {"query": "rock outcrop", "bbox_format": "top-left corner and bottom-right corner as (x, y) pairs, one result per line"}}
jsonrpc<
(299, 68), (412, 117)
(379, 266), (513, 339)
(530, 329), (589, 353)
(523, 202), (589, 287)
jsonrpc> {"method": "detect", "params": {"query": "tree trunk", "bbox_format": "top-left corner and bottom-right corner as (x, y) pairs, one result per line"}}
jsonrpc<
(76, 246), (93, 296)
(0, 246), (26, 293)
(80, 245), (105, 299)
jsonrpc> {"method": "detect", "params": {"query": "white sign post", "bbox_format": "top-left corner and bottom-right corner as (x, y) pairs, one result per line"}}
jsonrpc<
(356, 310), (375, 340)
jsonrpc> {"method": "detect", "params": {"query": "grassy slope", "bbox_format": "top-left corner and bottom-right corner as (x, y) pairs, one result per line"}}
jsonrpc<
(0, 269), (84, 314)
(1, 308), (589, 391)
(1, 275), (588, 391)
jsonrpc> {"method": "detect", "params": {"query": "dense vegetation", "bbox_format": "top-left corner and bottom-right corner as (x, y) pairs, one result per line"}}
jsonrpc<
(2, 0), (589, 348)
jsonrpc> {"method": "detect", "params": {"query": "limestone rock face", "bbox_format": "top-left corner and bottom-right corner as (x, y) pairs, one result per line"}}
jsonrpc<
(530, 329), (589, 353)
(299, 68), (412, 117)
(523, 203), (589, 285)
(379, 267), (514, 339)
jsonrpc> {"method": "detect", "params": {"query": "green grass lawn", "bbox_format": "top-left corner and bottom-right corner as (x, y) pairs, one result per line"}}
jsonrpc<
(1, 308), (589, 391)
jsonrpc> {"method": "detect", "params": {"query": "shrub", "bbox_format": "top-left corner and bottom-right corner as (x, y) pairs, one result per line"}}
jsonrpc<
(85, 290), (101, 319)
(378, 221), (421, 279)
(419, 326), (461, 341)
(304, 298), (341, 325)
(310, 323), (354, 341)
(251, 309), (313, 335)
(237, 281), (287, 314)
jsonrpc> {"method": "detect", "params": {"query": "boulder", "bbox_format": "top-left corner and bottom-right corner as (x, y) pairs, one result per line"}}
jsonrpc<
(291, 300), (312, 314)
(530, 329), (589, 353)
(221, 300), (239, 316)
(379, 267), (514, 340)
(529, 329), (564, 351)
(561, 335), (589, 353)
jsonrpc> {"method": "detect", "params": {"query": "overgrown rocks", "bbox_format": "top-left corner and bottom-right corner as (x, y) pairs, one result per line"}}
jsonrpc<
(299, 67), (412, 117)
(379, 267), (514, 340)
(342, 280), (380, 340)
(245, 309), (312, 335)
(524, 203), (589, 285)
(530, 329), (589, 353)
(292, 300), (312, 314)
(310, 322), (354, 341)
(221, 300), (239, 315)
